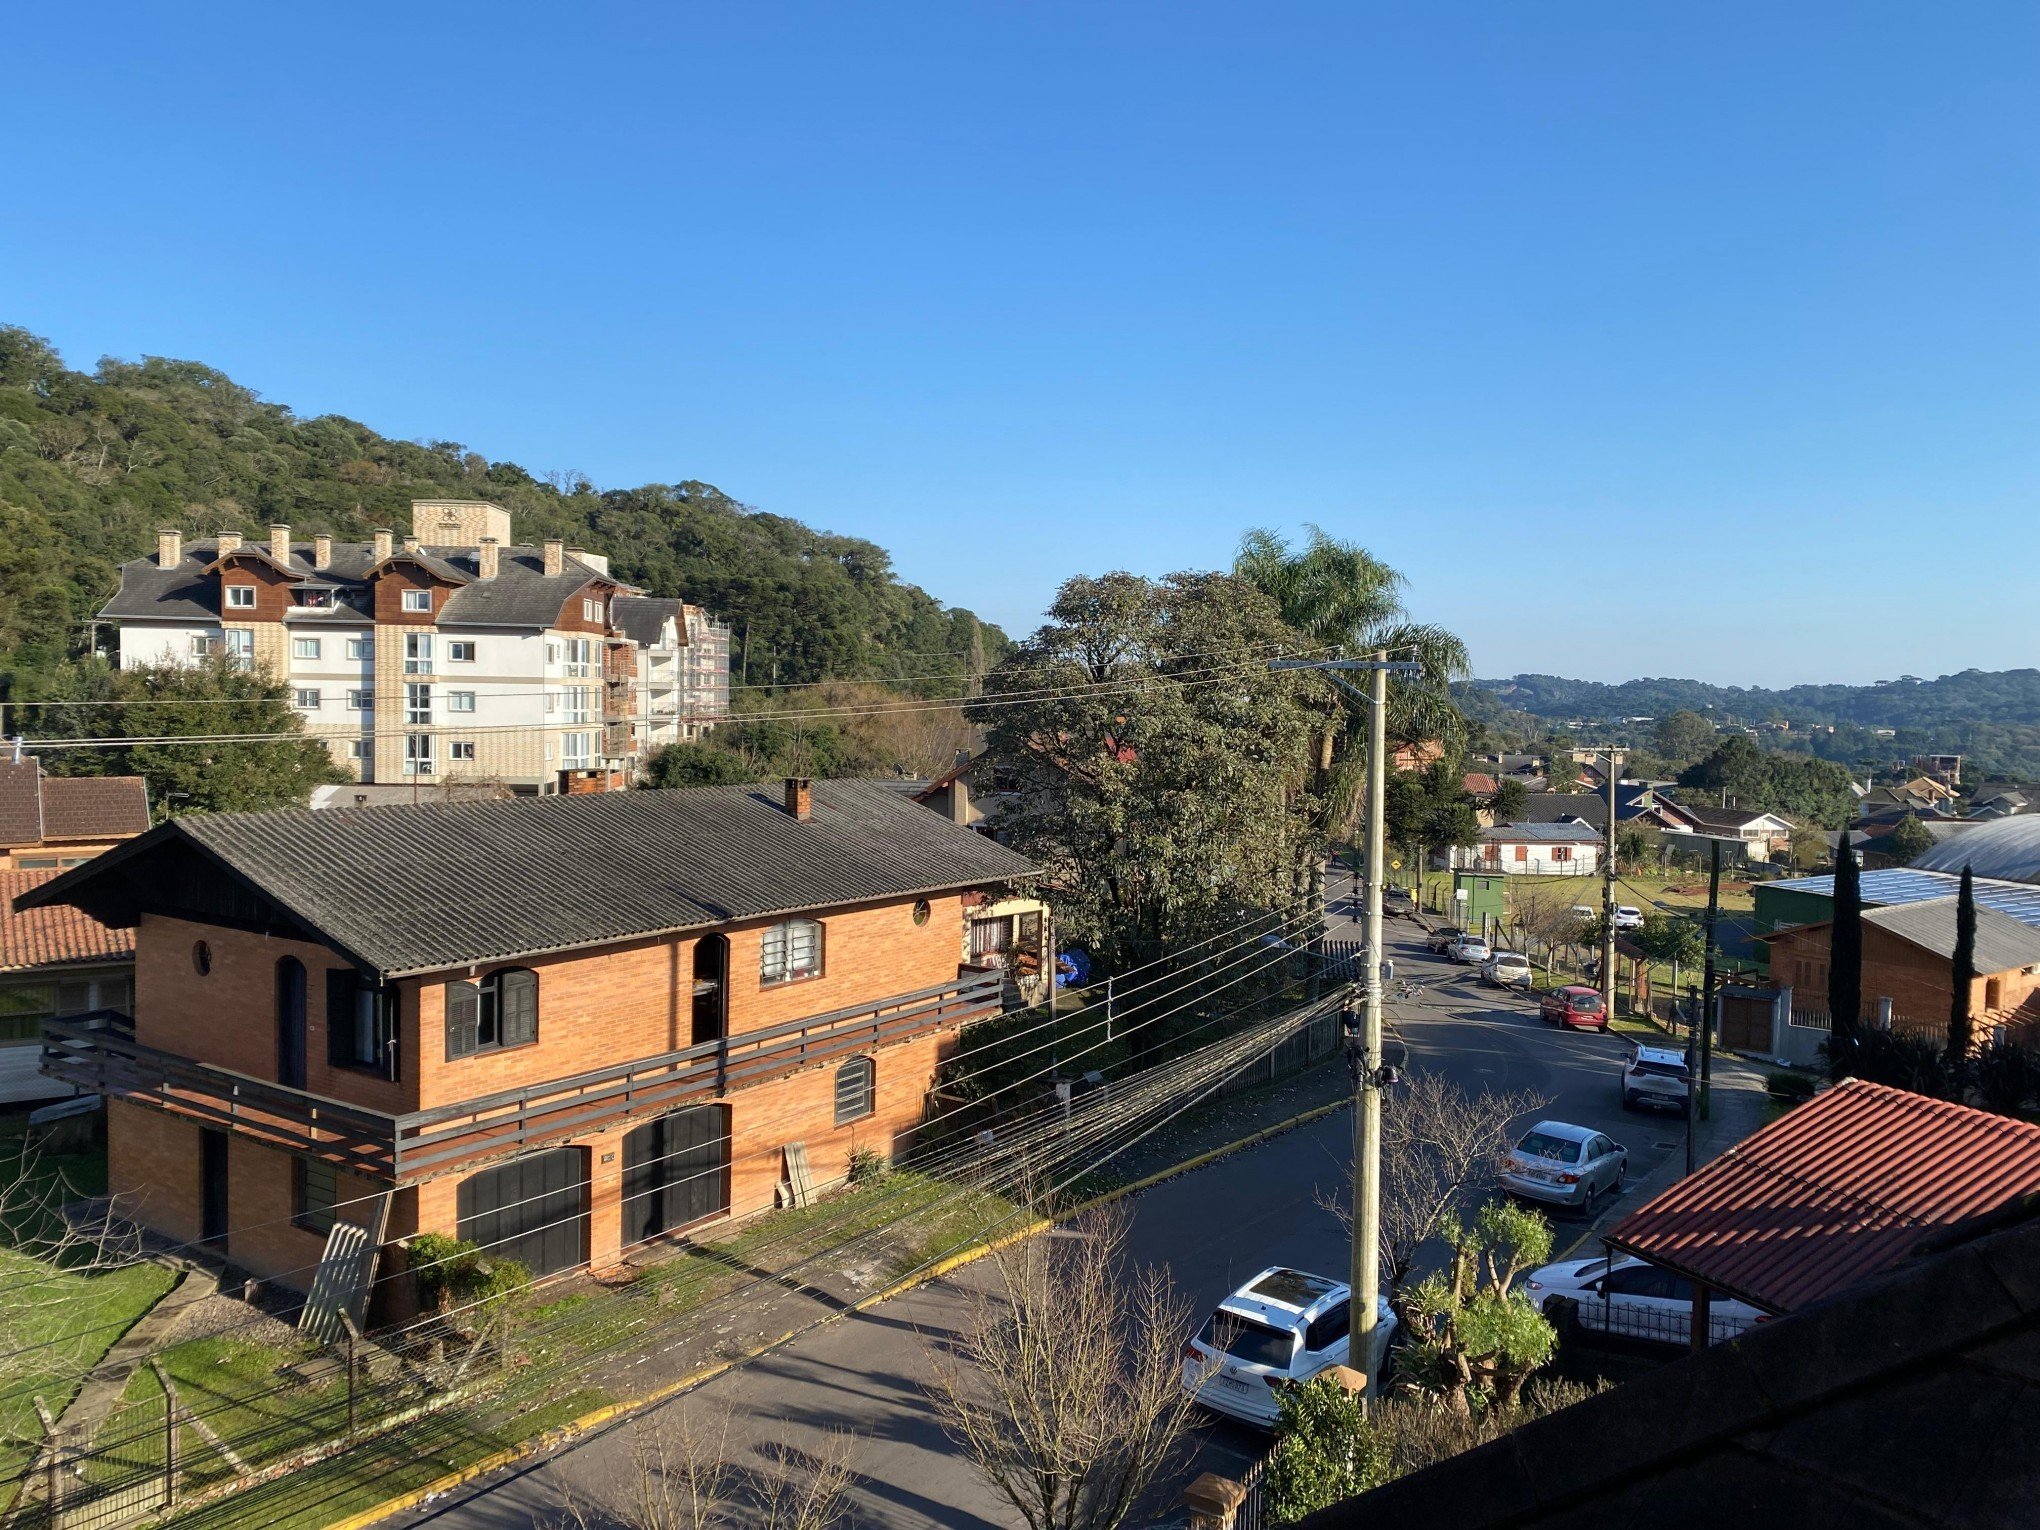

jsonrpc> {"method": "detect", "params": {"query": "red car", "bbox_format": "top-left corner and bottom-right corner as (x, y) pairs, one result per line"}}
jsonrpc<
(1541, 985), (1608, 1032)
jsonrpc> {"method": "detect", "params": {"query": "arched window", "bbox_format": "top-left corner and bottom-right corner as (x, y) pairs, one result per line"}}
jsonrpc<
(834, 1056), (875, 1127)
(275, 957), (307, 1089)
(760, 919), (823, 985)
(446, 967), (540, 1060)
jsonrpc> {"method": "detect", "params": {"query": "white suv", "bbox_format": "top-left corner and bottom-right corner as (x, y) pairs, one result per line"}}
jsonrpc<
(1621, 1043), (1691, 1113)
(1611, 905), (1645, 930)
(1180, 1267), (1397, 1429)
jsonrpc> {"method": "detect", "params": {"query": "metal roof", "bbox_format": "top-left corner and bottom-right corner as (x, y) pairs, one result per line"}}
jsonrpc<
(18, 778), (1039, 978)
(1913, 815), (2040, 884)
(1861, 897), (2040, 973)
(1479, 821), (1603, 842)
(1766, 866), (2040, 927)
(1606, 1079), (2040, 1313)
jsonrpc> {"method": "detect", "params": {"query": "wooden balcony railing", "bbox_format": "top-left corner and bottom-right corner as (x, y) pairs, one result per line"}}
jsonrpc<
(43, 970), (1004, 1183)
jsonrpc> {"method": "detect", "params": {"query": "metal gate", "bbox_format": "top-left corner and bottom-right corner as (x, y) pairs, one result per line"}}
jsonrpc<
(621, 1104), (730, 1247)
(456, 1146), (588, 1277)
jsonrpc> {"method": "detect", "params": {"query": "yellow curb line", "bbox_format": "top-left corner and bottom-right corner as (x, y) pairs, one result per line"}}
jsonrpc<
(324, 1089), (1349, 1530)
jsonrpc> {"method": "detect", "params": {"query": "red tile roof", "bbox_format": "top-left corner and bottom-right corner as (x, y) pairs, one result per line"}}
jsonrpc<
(1463, 772), (1500, 796)
(1606, 1079), (2040, 1314)
(0, 869), (135, 972)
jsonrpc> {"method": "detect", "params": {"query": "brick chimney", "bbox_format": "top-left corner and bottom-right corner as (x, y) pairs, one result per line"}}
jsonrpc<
(543, 538), (565, 578)
(402, 534), (421, 555)
(216, 531), (243, 555)
(950, 776), (971, 827)
(269, 523), (291, 564)
(312, 533), (332, 570)
(373, 528), (394, 561)
(477, 537), (499, 579)
(785, 777), (812, 822)
(157, 528), (182, 569)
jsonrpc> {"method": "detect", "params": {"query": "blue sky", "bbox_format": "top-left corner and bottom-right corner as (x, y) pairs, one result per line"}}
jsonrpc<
(4, 3), (2035, 686)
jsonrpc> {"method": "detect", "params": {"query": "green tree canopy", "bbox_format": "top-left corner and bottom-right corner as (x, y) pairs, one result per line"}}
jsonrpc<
(1651, 709), (1718, 763)
(1886, 813), (1935, 865)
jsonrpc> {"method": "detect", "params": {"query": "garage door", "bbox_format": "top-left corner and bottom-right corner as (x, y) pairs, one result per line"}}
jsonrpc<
(621, 1105), (730, 1247)
(456, 1147), (588, 1278)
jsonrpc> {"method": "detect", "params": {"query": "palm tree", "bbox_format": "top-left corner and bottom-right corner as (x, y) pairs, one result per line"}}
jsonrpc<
(1235, 525), (1471, 893)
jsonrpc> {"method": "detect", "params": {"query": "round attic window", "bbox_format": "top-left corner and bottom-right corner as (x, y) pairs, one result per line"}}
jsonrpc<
(191, 940), (213, 976)
(912, 899), (932, 927)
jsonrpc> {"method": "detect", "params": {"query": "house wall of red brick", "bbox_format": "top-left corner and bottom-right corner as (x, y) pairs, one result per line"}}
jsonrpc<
(1768, 923), (2040, 1033)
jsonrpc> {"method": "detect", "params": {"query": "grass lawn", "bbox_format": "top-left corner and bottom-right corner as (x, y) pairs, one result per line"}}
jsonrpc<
(0, 1133), (177, 1495)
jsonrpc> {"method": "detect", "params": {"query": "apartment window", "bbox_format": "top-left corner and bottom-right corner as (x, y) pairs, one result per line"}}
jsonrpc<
(1987, 978), (2004, 1011)
(293, 1157), (337, 1234)
(582, 597), (605, 624)
(833, 1057), (875, 1126)
(347, 689), (372, 711)
(546, 639), (562, 666)
(346, 637), (373, 661)
(222, 629), (254, 671)
(294, 688), (321, 710)
(405, 683), (432, 725)
(293, 637), (322, 660)
(188, 634), (210, 658)
(447, 640), (476, 663)
(349, 740), (370, 759)
(444, 968), (539, 1060)
(325, 969), (399, 1080)
(224, 584), (256, 609)
(565, 686), (593, 723)
(401, 588), (432, 613)
(562, 732), (592, 769)
(403, 633), (433, 673)
(448, 691), (477, 713)
(295, 588), (334, 610)
(404, 734), (435, 776)
(544, 691), (558, 715)
(564, 637), (592, 677)
(761, 918), (823, 985)
(450, 740), (476, 761)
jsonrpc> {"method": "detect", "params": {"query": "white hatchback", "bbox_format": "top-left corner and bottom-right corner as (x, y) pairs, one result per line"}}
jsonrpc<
(1523, 1254), (1768, 1348)
(1482, 951), (1532, 988)
(1180, 1267), (1397, 1429)
(1611, 905), (1645, 930)
(1449, 935), (1492, 965)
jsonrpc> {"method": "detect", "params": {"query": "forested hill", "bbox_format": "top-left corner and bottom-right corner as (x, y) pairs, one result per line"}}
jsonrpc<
(0, 326), (1006, 689)
(1473, 670), (2040, 730)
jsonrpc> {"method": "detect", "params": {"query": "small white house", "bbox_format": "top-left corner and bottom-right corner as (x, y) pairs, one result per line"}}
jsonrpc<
(1451, 821), (1605, 876)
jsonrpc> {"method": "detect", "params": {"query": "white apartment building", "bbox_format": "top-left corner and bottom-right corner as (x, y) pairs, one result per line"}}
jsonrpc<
(102, 501), (731, 792)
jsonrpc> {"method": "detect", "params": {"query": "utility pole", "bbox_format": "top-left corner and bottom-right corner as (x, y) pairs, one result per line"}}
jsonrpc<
(1272, 651), (1419, 1387)
(1698, 835), (1722, 1124)
(1600, 749), (1618, 1017)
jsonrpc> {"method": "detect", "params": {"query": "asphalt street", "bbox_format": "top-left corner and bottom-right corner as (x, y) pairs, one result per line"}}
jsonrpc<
(399, 876), (1688, 1530)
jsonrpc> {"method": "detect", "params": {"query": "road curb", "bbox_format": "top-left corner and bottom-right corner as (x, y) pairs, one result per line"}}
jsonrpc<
(325, 1091), (1350, 1529)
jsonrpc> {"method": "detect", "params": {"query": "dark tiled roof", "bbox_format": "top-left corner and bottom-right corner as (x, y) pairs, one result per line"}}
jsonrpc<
(0, 759), (40, 847)
(98, 541), (621, 630)
(1300, 1207), (2040, 1530)
(20, 779), (1039, 977)
(38, 776), (151, 840)
(0, 869), (134, 971)
(1671, 802), (1789, 832)
(1605, 1079), (2040, 1314)
(1521, 793), (1608, 829)
(611, 595), (685, 648)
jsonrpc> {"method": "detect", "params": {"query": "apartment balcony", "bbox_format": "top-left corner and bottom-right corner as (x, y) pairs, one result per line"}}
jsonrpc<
(44, 971), (1003, 1183)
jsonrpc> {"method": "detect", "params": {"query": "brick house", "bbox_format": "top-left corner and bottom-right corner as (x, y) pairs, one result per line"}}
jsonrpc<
(0, 758), (151, 871)
(18, 778), (1040, 1290)
(1763, 895), (2040, 1042)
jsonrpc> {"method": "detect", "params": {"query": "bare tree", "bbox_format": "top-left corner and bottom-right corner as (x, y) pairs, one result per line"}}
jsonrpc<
(1, 1139), (144, 1395)
(553, 1410), (855, 1530)
(924, 1208), (1195, 1530)
(1319, 1070), (1548, 1298)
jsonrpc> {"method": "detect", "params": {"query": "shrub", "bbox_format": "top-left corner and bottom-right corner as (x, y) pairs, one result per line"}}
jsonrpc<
(1823, 1030), (1960, 1101)
(1974, 1038), (2040, 1118)
(847, 1145), (892, 1185)
(1765, 1071), (1818, 1104)
(1266, 1374), (1382, 1524)
(408, 1232), (531, 1332)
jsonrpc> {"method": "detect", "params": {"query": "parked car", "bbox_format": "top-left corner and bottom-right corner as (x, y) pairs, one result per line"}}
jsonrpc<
(1383, 886), (1416, 918)
(1500, 1121), (1627, 1214)
(1424, 925), (1464, 954)
(1523, 1254), (1766, 1347)
(1611, 904), (1645, 930)
(1568, 904), (1597, 924)
(1180, 1267), (1398, 1429)
(1539, 985), (1608, 1031)
(1448, 934), (1492, 965)
(1482, 951), (1533, 989)
(1621, 1043), (1692, 1113)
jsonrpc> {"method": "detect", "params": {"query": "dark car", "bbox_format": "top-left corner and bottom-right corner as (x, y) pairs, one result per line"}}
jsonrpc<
(1424, 926), (1464, 954)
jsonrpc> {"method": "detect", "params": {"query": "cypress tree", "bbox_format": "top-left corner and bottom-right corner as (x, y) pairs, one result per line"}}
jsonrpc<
(1827, 832), (1863, 1081)
(1948, 864), (1977, 1071)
